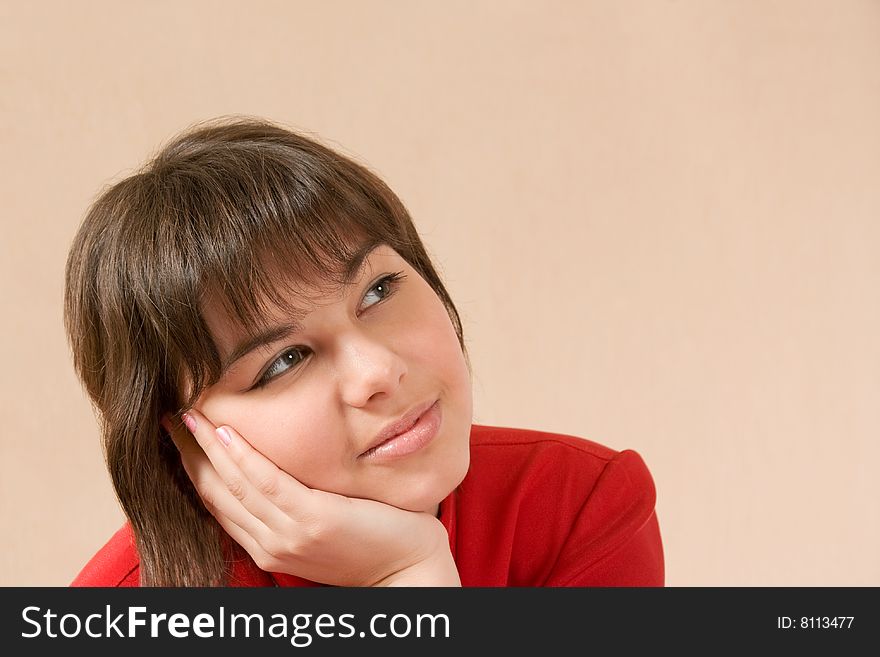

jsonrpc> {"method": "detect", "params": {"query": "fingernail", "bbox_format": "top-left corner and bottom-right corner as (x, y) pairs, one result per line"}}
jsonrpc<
(216, 426), (232, 447)
(182, 412), (197, 433)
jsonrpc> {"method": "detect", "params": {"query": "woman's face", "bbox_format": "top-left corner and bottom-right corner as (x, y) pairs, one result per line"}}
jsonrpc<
(192, 244), (473, 516)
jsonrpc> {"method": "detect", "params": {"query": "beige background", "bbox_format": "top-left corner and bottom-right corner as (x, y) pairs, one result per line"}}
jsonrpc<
(1, 0), (878, 586)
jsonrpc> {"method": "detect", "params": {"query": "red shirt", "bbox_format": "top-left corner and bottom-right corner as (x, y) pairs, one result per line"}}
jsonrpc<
(72, 424), (664, 587)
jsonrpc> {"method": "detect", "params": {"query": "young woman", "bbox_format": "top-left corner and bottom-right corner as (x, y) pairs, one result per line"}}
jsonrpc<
(66, 117), (664, 587)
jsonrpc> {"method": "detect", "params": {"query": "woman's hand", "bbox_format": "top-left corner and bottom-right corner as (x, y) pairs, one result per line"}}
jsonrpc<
(164, 408), (460, 587)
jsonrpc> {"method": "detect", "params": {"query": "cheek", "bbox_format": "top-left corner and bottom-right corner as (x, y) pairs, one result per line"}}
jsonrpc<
(195, 389), (347, 489)
(412, 300), (470, 385)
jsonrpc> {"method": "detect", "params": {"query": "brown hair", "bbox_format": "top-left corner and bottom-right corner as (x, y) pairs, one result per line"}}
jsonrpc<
(64, 116), (466, 586)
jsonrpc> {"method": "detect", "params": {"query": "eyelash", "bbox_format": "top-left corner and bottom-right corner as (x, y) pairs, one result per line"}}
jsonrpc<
(251, 271), (407, 389)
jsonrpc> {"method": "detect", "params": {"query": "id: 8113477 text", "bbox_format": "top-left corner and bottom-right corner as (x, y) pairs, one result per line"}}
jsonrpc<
(777, 616), (854, 629)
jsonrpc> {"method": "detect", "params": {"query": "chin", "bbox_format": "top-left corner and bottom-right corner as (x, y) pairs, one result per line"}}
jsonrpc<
(388, 450), (471, 513)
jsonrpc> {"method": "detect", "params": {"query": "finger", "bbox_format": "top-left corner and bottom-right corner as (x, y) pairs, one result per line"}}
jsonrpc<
(171, 427), (278, 571)
(210, 420), (314, 516)
(168, 416), (275, 539)
(180, 408), (293, 525)
(209, 505), (277, 572)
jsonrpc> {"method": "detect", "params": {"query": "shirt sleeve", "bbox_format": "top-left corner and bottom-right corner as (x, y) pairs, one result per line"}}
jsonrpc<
(544, 449), (665, 586)
(70, 524), (141, 587)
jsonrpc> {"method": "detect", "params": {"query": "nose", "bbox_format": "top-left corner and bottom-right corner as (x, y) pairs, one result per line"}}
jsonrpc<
(337, 333), (407, 407)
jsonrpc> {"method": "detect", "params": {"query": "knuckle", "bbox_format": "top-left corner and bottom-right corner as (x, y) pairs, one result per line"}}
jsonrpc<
(199, 492), (216, 512)
(189, 477), (210, 502)
(254, 473), (279, 498)
(263, 534), (299, 560)
(225, 476), (247, 501)
(253, 553), (279, 573)
(264, 519), (318, 559)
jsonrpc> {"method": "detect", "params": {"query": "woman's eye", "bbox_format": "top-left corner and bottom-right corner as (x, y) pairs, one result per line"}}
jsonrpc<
(255, 348), (307, 388)
(251, 272), (405, 390)
(360, 271), (406, 311)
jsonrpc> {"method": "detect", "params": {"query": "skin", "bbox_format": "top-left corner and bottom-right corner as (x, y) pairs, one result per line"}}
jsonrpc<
(165, 244), (473, 585)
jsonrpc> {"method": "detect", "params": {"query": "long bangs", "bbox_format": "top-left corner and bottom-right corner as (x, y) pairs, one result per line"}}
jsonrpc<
(136, 137), (392, 411)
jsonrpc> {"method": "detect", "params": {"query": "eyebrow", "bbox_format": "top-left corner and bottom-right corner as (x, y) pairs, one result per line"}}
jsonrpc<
(219, 242), (381, 377)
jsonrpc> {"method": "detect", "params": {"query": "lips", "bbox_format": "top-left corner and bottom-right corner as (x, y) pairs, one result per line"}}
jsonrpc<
(359, 399), (437, 456)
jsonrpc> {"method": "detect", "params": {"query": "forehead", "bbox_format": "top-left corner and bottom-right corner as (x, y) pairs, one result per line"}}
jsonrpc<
(201, 244), (402, 351)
